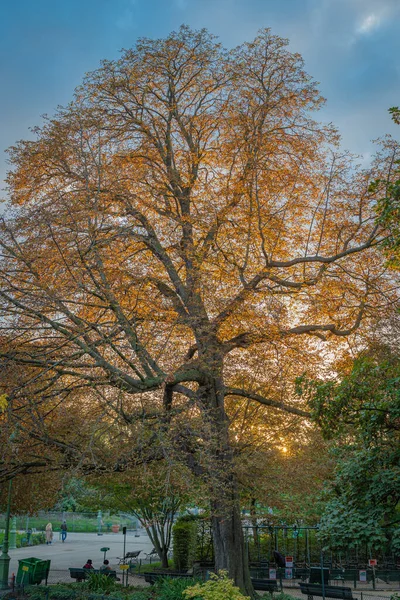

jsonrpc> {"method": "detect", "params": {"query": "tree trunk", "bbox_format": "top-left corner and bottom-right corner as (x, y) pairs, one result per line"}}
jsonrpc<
(145, 523), (170, 569)
(196, 361), (254, 597)
(160, 547), (169, 569)
(211, 490), (253, 596)
(250, 497), (260, 551)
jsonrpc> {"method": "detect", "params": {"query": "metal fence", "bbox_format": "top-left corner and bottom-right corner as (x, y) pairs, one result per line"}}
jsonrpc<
(248, 567), (400, 592)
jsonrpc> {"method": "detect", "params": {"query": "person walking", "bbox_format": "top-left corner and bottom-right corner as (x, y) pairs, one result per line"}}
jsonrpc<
(60, 520), (67, 542)
(45, 522), (53, 545)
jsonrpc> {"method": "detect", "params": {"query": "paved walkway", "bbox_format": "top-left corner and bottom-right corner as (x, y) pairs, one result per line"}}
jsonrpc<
(7, 530), (154, 576)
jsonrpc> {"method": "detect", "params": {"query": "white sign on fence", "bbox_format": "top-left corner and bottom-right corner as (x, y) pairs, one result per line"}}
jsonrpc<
(285, 568), (293, 579)
(269, 568), (277, 580)
(285, 556), (294, 568)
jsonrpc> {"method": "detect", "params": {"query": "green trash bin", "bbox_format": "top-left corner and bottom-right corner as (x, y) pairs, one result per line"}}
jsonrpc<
(17, 558), (51, 585)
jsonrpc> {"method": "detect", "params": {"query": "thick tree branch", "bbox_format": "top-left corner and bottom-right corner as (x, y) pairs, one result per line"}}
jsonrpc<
(225, 387), (311, 418)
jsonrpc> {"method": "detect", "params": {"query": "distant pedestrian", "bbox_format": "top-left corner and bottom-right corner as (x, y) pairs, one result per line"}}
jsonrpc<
(83, 559), (94, 569)
(45, 523), (53, 545)
(60, 520), (67, 542)
(273, 550), (285, 568)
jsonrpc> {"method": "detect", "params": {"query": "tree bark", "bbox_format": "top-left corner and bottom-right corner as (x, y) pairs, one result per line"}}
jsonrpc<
(145, 523), (170, 569)
(196, 361), (254, 597)
(250, 497), (260, 551)
(160, 548), (169, 569)
(211, 488), (253, 596)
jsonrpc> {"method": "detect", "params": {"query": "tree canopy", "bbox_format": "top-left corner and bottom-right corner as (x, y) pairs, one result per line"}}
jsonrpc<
(0, 26), (399, 593)
(300, 346), (400, 553)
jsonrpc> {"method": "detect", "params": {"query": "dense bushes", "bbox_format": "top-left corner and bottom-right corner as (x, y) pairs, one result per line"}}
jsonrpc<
(0, 531), (45, 548)
(18, 584), (153, 600)
(154, 577), (199, 600)
(172, 516), (198, 571)
(183, 571), (249, 600)
(172, 515), (214, 570)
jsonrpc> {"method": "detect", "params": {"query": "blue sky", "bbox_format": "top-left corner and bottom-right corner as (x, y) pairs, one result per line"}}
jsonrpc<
(1, 0), (399, 198)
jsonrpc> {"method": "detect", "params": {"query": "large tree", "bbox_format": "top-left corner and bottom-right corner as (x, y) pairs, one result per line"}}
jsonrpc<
(0, 27), (398, 594)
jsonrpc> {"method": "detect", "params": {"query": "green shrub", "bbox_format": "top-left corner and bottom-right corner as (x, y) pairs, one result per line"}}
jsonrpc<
(183, 571), (250, 600)
(22, 587), (47, 600)
(21, 582), (133, 600)
(23, 593), (45, 600)
(86, 595), (123, 600)
(48, 590), (78, 600)
(32, 532), (46, 546)
(23, 584), (80, 600)
(0, 531), (45, 548)
(173, 518), (198, 571)
(85, 572), (117, 593)
(155, 576), (199, 600)
(126, 592), (153, 600)
(268, 593), (294, 600)
(195, 519), (213, 563)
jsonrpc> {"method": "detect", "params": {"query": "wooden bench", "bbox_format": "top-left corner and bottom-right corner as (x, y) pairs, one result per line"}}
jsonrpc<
(295, 568), (310, 581)
(69, 568), (119, 582)
(375, 570), (400, 584)
(300, 582), (353, 600)
(251, 579), (279, 593)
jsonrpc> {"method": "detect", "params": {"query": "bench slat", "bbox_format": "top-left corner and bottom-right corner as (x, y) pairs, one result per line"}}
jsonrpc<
(251, 578), (279, 591)
(300, 583), (353, 600)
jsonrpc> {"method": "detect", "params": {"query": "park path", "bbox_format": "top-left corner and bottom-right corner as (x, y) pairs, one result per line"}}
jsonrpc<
(7, 529), (154, 576)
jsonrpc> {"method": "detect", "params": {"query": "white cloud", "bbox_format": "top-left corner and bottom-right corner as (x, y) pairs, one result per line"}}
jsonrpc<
(356, 12), (381, 34)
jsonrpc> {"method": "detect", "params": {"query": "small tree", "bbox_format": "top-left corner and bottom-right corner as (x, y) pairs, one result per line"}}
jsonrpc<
(88, 464), (193, 568)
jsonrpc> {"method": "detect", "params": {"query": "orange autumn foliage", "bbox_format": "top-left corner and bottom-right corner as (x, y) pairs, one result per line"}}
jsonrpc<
(0, 26), (399, 593)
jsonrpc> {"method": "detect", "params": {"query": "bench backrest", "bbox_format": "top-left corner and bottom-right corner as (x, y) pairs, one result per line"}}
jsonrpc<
(300, 583), (353, 599)
(69, 568), (117, 578)
(251, 578), (278, 591)
(69, 568), (88, 576)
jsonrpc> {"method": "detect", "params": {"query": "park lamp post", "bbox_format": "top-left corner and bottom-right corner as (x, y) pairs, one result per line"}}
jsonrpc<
(0, 478), (13, 590)
(0, 419), (18, 590)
